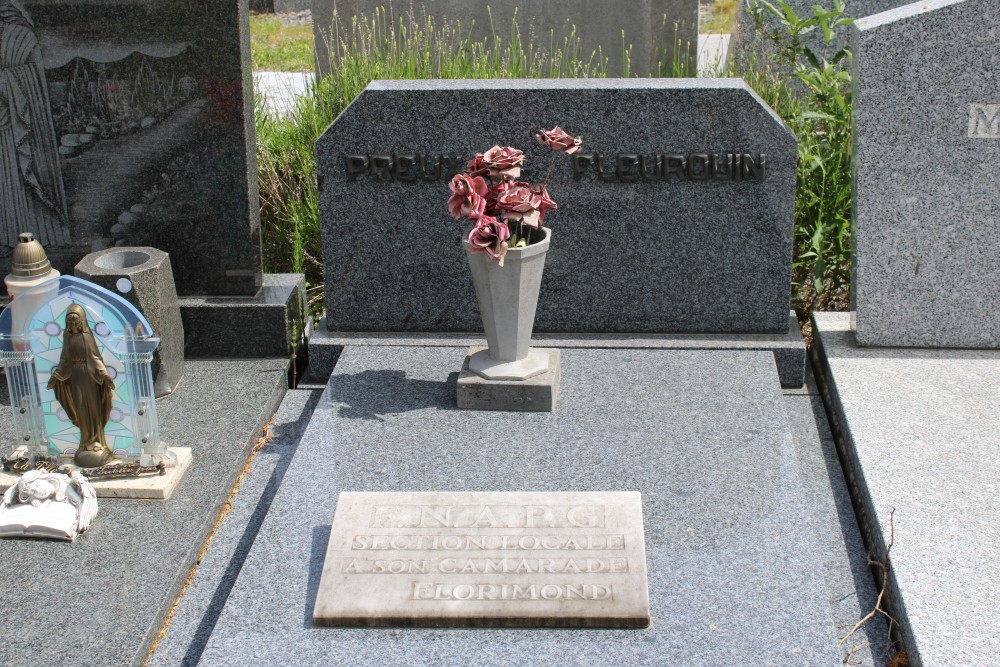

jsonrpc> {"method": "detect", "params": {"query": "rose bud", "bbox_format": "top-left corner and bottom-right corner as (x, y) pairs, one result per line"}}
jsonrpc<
(497, 183), (543, 229)
(448, 173), (488, 220)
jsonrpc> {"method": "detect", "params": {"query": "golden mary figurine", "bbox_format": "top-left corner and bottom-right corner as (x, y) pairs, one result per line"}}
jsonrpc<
(47, 304), (115, 467)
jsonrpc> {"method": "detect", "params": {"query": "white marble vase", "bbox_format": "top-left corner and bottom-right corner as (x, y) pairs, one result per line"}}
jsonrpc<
(463, 227), (551, 380)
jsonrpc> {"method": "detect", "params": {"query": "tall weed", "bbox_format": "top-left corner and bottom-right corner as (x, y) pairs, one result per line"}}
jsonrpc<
(743, 0), (854, 316)
(256, 8), (608, 311)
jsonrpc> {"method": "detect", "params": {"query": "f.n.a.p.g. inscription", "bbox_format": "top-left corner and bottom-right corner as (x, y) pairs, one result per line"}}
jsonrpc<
(313, 491), (650, 628)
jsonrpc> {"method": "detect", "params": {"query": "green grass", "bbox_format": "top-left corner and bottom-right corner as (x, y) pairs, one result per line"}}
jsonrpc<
(254, 8), (609, 312)
(702, 0), (737, 34)
(737, 1), (855, 318)
(249, 13), (315, 72)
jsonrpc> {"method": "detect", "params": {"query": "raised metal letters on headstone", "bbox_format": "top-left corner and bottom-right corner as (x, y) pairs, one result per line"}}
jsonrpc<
(313, 491), (650, 628)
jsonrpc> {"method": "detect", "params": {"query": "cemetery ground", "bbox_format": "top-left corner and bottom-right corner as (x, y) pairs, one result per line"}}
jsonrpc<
(2, 1), (996, 665)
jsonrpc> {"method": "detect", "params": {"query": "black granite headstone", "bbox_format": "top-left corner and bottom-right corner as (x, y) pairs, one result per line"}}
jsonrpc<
(0, 0), (261, 296)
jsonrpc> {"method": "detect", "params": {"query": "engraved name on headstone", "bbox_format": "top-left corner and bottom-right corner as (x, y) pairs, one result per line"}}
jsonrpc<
(968, 103), (1000, 139)
(313, 491), (650, 628)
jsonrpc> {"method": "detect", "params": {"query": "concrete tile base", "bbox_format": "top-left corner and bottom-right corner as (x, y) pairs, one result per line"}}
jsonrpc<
(458, 347), (560, 411)
(0, 447), (193, 500)
(306, 311), (806, 388)
(811, 311), (1000, 665)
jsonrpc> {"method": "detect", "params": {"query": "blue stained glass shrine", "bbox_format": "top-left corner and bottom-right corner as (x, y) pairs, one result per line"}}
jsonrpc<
(0, 276), (166, 466)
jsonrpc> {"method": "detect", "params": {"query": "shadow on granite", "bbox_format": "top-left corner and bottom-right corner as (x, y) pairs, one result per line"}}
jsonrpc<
(333, 369), (459, 421)
(151, 390), (320, 667)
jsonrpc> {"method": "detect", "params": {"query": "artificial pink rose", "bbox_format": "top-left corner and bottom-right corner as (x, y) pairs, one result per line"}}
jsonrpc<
(483, 179), (512, 217)
(496, 183), (543, 228)
(467, 154), (489, 178)
(448, 173), (488, 220)
(535, 126), (582, 154)
(481, 145), (524, 181)
(468, 216), (510, 266)
(530, 183), (558, 222)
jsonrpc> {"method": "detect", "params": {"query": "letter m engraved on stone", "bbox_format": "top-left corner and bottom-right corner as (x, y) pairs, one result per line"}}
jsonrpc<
(968, 103), (1000, 138)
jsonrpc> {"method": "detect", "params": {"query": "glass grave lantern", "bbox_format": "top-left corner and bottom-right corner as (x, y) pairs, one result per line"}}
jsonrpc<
(0, 276), (168, 467)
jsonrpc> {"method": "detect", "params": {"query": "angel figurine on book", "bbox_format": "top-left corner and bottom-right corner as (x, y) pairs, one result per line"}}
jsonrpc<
(0, 470), (98, 541)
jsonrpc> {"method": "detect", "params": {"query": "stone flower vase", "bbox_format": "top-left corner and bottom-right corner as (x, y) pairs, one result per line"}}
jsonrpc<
(463, 227), (551, 380)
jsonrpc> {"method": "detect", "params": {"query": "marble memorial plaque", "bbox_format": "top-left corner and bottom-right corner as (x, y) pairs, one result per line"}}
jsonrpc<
(313, 491), (650, 628)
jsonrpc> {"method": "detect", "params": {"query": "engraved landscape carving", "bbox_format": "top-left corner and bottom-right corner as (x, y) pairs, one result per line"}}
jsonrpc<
(0, 1), (256, 295)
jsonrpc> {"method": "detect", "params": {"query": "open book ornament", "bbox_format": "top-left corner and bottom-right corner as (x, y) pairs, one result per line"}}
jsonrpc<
(0, 470), (98, 541)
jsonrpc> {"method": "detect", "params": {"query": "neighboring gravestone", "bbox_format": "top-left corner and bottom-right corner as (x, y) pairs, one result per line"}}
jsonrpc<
(1, 0), (262, 297)
(316, 79), (796, 335)
(314, 491), (650, 627)
(311, 0), (699, 79)
(850, 0), (1000, 347)
(729, 0), (915, 71)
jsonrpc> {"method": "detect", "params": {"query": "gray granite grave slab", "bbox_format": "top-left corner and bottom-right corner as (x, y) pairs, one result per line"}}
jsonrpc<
(179, 273), (306, 358)
(312, 0), (699, 79)
(811, 311), (1000, 665)
(3, 0), (263, 297)
(150, 388), (321, 667)
(189, 346), (841, 665)
(729, 0), (914, 72)
(149, 362), (888, 667)
(318, 79), (796, 336)
(0, 358), (288, 667)
(304, 311), (806, 387)
(850, 0), (1000, 347)
(75, 246), (186, 397)
(783, 384), (889, 666)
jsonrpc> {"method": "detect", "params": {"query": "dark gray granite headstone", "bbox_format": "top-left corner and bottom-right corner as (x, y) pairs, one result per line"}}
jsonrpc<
(317, 79), (796, 335)
(850, 0), (1000, 347)
(0, 0), (262, 297)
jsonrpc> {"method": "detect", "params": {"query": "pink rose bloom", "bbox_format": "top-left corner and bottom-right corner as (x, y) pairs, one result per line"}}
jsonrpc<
(483, 180), (512, 217)
(530, 183), (558, 223)
(482, 145), (524, 181)
(467, 154), (489, 178)
(448, 173), (488, 220)
(468, 216), (510, 266)
(535, 126), (582, 154)
(497, 183), (544, 228)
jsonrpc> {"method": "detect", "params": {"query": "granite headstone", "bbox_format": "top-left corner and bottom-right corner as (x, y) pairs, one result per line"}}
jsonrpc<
(850, 0), (1000, 347)
(311, 0), (699, 79)
(316, 78), (796, 335)
(0, 0), (262, 297)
